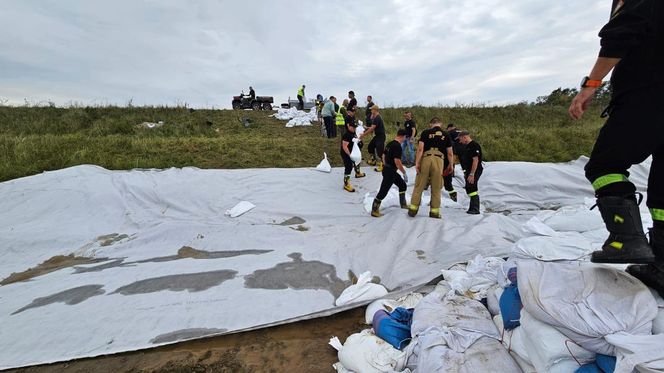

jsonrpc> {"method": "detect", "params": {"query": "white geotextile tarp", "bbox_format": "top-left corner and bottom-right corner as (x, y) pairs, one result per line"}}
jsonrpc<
(0, 156), (652, 369)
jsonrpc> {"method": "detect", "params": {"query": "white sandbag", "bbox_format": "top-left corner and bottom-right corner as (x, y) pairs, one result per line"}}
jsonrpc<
(350, 139), (362, 164)
(395, 292), (424, 310)
(605, 332), (664, 373)
(315, 152), (332, 173)
(518, 260), (658, 356)
(441, 255), (505, 300)
(335, 271), (388, 306)
(519, 310), (595, 373)
(538, 205), (603, 233)
(356, 122), (365, 137)
(513, 232), (592, 261)
(493, 314), (531, 364)
(651, 288), (664, 335)
(224, 201), (255, 217)
(522, 216), (558, 237)
(336, 329), (407, 373)
(486, 285), (503, 317)
(510, 351), (537, 373)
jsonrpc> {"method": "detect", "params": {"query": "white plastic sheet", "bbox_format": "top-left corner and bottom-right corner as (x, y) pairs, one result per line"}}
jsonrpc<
(513, 232), (593, 261)
(224, 201), (256, 217)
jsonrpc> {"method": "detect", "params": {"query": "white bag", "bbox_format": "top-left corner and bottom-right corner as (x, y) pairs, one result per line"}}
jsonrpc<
(315, 152), (332, 173)
(334, 329), (407, 373)
(224, 201), (255, 218)
(335, 271), (388, 306)
(350, 139), (362, 164)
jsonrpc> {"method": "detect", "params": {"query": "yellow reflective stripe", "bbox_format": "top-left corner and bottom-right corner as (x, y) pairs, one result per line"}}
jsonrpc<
(408, 204), (418, 211)
(609, 241), (624, 250)
(399, 191), (406, 195)
(468, 191), (478, 197)
(430, 208), (440, 214)
(592, 174), (628, 191)
(651, 208), (664, 222)
(449, 190), (457, 195)
(614, 214), (625, 224)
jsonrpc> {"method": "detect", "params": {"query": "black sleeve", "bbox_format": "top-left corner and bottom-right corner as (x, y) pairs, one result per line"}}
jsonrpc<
(599, 0), (656, 58)
(471, 143), (481, 158)
(393, 143), (402, 160)
(418, 129), (427, 143)
(444, 133), (452, 149)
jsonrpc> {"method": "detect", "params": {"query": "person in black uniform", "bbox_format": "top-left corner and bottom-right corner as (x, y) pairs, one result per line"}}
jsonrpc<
(458, 131), (483, 214)
(365, 95), (375, 142)
(345, 109), (365, 178)
(402, 111), (417, 167)
(348, 91), (358, 112)
(340, 123), (360, 192)
(568, 0), (664, 294)
(360, 105), (386, 172)
(249, 86), (256, 100)
(371, 129), (409, 217)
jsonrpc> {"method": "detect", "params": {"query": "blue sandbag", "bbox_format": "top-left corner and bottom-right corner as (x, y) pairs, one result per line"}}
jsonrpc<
(499, 284), (522, 330)
(372, 307), (413, 350)
(576, 363), (602, 373)
(596, 354), (616, 373)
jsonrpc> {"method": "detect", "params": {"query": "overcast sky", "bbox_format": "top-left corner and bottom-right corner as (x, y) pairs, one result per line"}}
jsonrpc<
(0, 0), (612, 108)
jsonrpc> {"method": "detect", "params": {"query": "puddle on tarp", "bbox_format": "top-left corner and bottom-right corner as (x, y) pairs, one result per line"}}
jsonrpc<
(112, 270), (238, 295)
(12, 285), (105, 315)
(149, 328), (228, 344)
(244, 253), (348, 298)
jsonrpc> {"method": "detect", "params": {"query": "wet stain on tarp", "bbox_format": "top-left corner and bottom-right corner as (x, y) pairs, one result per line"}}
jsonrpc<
(98, 233), (130, 247)
(112, 270), (238, 295)
(150, 328), (228, 344)
(73, 259), (132, 274)
(278, 217), (306, 226)
(1, 255), (109, 285)
(244, 253), (348, 298)
(415, 250), (427, 260)
(137, 246), (273, 263)
(12, 285), (105, 315)
(290, 225), (309, 232)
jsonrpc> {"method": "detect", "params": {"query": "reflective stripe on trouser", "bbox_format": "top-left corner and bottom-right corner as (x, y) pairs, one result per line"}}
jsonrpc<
(592, 174), (629, 191)
(652, 208), (664, 222)
(468, 191), (478, 197)
(410, 153), (443, 210)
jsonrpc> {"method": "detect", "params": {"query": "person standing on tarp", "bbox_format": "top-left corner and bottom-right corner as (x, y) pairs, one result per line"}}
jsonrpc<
(568, 0), (664, 295)
(458, 131), (483, 214)
(408, 117), (453, 219)
(297, 84), (306, 110)
(340, 121), (360, 193)
(345, 109), (366, 179)
(360, 105), (386, 172)
(322, 96), (337, 139)
(371, 129), (409, 217)
(402, 111), (417, 167)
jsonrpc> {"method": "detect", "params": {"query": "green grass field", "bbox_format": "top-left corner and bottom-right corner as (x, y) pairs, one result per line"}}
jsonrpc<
(0, 104), (606, 182)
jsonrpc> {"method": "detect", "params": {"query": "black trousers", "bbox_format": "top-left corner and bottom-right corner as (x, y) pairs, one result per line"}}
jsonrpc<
(368, 134), (386, 159)
(324, 116), (335, 138)
(340, 148), (354, 175)
(376, 166), (407, 201)
(464, 168), (482, 195)
(585, 85), (664, 213)
(443, 158), (454, 192)
(297, 95), (304, 110)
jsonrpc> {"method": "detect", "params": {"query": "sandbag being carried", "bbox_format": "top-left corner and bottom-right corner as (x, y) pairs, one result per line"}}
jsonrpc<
(517, 260), (657, 357)
(350, 139), (362, 164)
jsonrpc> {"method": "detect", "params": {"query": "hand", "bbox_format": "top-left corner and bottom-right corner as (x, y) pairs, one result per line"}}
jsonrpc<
(467, 174), (475, 184)
(444, 165), (453, 176)
(415, 163), (420, 174)
(568, 87), (596, 120)
(402, 172), (409, 183)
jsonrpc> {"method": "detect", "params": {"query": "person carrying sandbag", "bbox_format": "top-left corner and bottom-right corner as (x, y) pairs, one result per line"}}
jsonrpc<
(370, 129), (409, 217)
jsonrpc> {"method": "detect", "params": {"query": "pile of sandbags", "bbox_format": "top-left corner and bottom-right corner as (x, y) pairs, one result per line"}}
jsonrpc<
(272, 107), (318, 127)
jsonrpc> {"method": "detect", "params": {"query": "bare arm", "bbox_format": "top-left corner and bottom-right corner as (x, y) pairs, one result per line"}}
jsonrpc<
(415, 141), (424, 173)
(395, 158), (405, 174)
(470, 157), (479, 175)
(568, 57), (621, 120)
(342, 141), (351, 156)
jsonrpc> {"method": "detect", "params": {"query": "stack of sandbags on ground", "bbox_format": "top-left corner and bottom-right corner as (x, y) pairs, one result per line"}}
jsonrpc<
(518, 259), (664, 373)
(440, 254), (507, 300)
(272, 107), (318, 127)
(404, 283), (522, 372)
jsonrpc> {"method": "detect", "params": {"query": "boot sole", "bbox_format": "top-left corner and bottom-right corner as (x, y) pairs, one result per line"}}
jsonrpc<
(590, 251), (655, 264)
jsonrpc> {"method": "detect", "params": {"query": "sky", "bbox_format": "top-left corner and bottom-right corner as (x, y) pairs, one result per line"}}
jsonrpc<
(0, 0), (612, 109)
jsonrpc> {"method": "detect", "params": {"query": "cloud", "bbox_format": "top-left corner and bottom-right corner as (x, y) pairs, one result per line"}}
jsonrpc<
(0, 0), (611, 108)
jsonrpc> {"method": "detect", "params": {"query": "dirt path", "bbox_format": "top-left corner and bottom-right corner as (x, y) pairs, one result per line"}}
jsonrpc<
(9, 308), (365, 373)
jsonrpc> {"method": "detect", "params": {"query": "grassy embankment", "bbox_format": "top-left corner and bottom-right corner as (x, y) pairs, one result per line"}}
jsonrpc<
(0, 104), (606, 182)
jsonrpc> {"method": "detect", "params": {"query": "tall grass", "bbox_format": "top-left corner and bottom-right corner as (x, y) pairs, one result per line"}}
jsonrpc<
(0, 104), (606, 182)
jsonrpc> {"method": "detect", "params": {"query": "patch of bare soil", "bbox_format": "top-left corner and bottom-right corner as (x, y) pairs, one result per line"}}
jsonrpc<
(8, 308), (365, 373)
(0, 255), (107, 286)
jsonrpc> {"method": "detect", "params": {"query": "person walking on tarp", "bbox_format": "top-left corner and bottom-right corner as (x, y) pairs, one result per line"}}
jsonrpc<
(345, 109), (366, 179)
(402, 111), (417, 167)
(568, 0), (664, 293)
(371, 129), (409, 217)
(408, 117), (453, 219)
(322, 96), (337, 139)
(360, 105), (386, 172)
(297, 84), (306, 110)
(340, 121), (361, 193)
(458, 131), (483, 214)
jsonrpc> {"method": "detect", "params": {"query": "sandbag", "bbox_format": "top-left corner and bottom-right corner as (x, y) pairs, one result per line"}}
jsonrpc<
(499, 284), (522, 330)
(315, 152), (332, 173)
(493, 314), (531, 365)
(335, 271), (388, 306)
(486, 285), (502, 317)
(513, 232), (592, 261)
(350, 139), (362, 164)
(518, 260), (657, 357)
(441, 255), (505, 300)
(334, 329), (407, 373)
(372, 307), (413, 350)
(538, 204), (603, 233)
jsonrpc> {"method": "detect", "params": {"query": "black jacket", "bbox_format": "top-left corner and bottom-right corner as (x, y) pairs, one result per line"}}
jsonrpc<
(599, 0), (664, 96)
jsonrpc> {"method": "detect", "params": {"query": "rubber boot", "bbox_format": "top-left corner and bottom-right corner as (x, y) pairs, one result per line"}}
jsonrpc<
(449, 191), (458, 202)
(467, 195), (480, 214)
(627, 227), (664, 297)
(343, 176), (355, 193)
(429, 207), (441, 219)
(399, 193), (408, 209)
(374, 160), (383, 172)
(408, 204), (418, 217)
(590, 196), (655, 264)
(371, 199), (382, 217)
(354, 165), (366, 178)
(367, 155), (377, 166)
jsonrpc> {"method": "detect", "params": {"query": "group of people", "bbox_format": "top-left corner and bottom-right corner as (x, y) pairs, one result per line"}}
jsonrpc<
(333, 98), (484, 219)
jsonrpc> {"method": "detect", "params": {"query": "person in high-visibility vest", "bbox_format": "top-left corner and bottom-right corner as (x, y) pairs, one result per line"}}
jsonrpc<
(297, 85), (305, 110)
(336, 99), (348, 137)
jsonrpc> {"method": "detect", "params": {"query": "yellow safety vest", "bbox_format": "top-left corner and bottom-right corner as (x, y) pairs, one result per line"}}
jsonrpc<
(336, 106), (345, 126)
(298, 86), (305, 97)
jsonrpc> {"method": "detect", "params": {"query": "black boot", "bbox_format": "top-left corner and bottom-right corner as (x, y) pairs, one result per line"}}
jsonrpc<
(627, 227), (664, 297)
(591, 196), (655, 264)
(399, 193), (408, 209)
(467, 195), (480, 214)
(371, 199), (382, 217)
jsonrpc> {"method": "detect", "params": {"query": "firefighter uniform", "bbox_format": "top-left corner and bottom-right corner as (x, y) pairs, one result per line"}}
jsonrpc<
(408, 125), (452, 218)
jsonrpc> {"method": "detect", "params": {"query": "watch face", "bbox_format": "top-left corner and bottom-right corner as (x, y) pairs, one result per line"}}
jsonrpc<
(581, 76), (589, 87)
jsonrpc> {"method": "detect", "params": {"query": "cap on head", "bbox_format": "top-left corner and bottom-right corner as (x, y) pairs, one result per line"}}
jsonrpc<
(396, 129), (407, 137)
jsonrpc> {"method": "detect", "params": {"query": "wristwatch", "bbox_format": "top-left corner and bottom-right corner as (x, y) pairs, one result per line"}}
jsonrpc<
(580, 76), (602, 89)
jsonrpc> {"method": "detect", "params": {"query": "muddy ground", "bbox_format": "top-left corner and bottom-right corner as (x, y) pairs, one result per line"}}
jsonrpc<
(8, 308), (365, 373)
